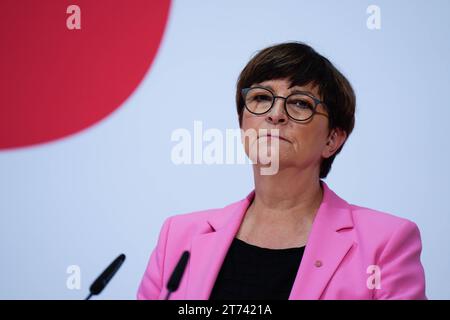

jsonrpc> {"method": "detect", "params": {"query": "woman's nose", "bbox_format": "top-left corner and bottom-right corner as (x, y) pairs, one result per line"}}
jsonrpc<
(266, 98), (288, 125)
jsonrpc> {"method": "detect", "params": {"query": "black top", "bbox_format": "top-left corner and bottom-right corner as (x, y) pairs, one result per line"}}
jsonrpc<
(209, 238), (305, 300)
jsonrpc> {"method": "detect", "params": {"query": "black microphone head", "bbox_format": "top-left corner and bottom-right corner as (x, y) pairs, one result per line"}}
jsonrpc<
(89, 253), (126, 296)
(166, 251), (190, 293)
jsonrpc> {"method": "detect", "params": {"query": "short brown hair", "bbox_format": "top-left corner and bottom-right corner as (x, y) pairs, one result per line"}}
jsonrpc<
(236, 42), (356, 179)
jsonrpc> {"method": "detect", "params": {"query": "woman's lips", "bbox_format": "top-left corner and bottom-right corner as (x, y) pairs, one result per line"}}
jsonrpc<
(259, 133), (290, 143)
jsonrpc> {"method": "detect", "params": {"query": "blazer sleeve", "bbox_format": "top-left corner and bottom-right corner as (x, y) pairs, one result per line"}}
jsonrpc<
(374, 220), (427, 300)
(137, 217), (172, 300)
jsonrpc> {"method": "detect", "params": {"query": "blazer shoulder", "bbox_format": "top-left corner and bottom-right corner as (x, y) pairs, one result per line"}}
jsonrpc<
(348, 203), (420, 239)
(167, 207), (220, 227)
(162, 199), (243, 234)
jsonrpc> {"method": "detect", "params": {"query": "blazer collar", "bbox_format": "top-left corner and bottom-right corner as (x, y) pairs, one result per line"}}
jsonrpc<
(185, 180), (355, 300)
(207, 180), (353, 232)
(288, 180), (355, 299)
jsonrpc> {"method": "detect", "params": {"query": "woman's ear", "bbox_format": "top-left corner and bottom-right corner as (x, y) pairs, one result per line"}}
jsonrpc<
(323, 128), (347, 158)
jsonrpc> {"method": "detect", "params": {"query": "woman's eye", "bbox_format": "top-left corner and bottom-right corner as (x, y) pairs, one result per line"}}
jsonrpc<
(290, 100), (312, 109)
(254, 95), (272, 102)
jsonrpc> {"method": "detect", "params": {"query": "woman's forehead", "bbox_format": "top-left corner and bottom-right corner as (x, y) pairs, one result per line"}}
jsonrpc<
(253, 79), (321, 97)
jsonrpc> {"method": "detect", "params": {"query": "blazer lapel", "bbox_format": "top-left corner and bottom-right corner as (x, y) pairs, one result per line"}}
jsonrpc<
(289, 181), (355, 299)
(185, 192), (254, 299)
(184, 181), (354, 300)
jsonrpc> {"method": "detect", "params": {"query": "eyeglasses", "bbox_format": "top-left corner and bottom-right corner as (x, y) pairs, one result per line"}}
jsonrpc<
(241, 86), (329, 122)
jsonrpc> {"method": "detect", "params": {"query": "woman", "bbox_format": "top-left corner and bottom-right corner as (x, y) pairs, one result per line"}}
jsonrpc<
(137, 42), (426, 300)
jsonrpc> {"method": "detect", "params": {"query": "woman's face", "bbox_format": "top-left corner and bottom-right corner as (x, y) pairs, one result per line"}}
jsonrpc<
(241, 78), (346, 173)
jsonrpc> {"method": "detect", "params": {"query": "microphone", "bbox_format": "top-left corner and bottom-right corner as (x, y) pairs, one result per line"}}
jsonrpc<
(165, 251), (190, 300)
(85, 253), (126, 300)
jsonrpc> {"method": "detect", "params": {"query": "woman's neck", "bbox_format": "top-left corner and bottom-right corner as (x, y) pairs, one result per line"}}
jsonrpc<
(236, 166), (324, 248)
(249, 165), (324, 225)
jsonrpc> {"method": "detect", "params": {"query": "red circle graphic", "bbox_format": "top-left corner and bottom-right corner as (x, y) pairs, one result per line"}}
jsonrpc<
(0, 0), (171, 149)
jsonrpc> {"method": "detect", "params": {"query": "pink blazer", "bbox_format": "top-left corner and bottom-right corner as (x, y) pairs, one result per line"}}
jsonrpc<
(137, 181), (426, 300)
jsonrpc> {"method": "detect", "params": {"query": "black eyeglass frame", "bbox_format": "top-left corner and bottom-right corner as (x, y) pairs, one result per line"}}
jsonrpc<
(241, 86), (330, 123)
